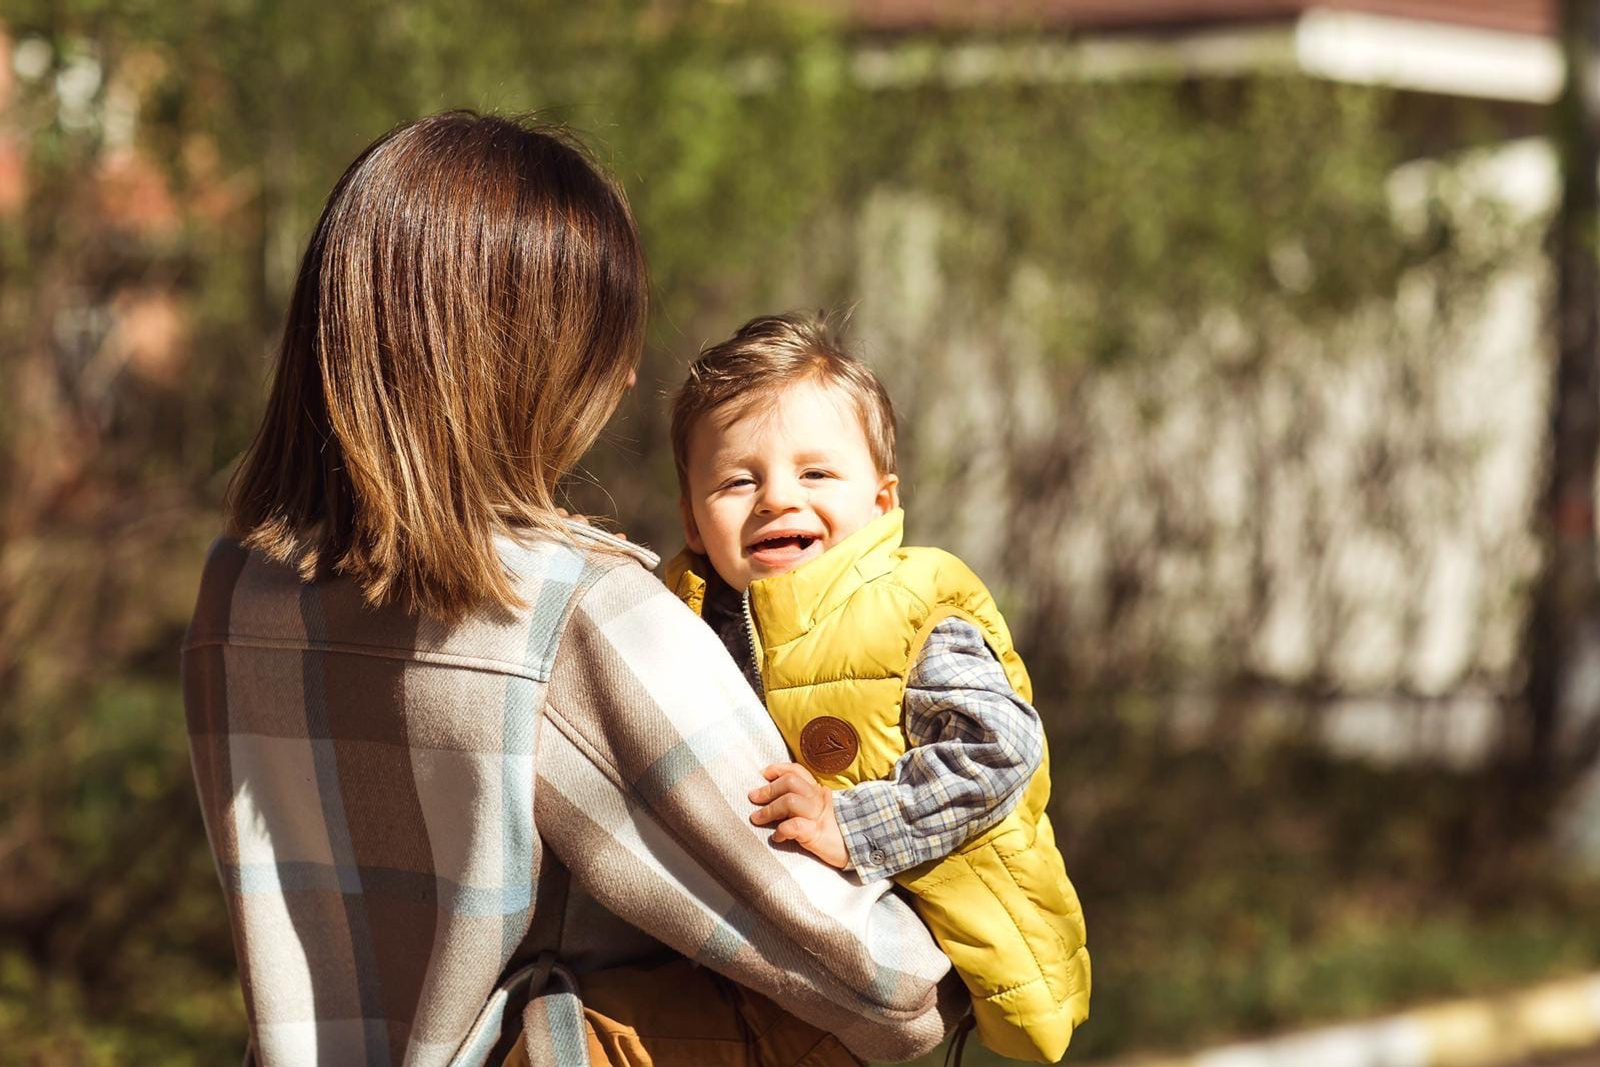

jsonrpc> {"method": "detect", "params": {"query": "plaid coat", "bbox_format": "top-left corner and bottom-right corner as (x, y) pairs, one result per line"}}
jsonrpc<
(183, 522), (961, 1066)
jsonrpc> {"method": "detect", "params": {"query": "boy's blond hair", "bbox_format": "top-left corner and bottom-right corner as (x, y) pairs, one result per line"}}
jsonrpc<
(670, 311), (898, 492)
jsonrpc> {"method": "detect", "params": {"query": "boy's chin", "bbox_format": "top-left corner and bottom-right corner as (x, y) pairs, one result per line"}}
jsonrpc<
(746, 542), (825, 581)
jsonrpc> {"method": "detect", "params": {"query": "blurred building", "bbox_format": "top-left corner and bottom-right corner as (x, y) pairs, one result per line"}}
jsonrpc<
(849, 0), (1555, 104)
(832, 0), (1564, 774)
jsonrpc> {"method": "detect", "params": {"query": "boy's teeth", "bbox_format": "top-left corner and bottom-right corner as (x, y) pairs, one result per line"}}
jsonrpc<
(755, 535), (814, 549)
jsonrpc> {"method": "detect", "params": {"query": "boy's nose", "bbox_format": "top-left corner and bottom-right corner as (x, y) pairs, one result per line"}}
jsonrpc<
(757, 478), (803, 513)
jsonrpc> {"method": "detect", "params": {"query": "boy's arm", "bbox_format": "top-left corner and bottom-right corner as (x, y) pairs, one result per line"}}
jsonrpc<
(833, 616), (1045, 881)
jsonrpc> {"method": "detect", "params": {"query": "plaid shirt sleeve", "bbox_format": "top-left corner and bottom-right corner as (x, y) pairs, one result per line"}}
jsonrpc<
(832, 617), (1044, 881)
(535, 563), (964, 1063)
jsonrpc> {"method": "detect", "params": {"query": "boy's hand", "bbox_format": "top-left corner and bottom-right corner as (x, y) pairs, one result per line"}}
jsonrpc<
(749, 763), (848, 869)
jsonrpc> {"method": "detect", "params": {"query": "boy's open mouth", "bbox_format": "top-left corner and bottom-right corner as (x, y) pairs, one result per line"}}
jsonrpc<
(748, 535), (818, 553)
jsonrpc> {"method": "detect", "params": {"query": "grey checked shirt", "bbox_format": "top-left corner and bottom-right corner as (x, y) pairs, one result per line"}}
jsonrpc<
(831, 617), (1044, 880)
(705, 589), (1044, 882)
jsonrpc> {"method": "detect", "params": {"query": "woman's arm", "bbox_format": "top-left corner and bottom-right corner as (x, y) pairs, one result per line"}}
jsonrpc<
(534, 562), (963, 1062)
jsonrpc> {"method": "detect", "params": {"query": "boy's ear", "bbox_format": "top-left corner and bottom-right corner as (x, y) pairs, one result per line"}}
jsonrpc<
(875, 474), (900, 516)
(679, 496), (705, 554)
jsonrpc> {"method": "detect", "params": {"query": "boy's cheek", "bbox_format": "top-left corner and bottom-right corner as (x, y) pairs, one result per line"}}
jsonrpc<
(679, 497), (709, 554)
(701, 510), (743, 555)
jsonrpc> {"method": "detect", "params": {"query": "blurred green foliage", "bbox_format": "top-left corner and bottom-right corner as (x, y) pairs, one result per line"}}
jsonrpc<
(0, 1), (1583, 1063)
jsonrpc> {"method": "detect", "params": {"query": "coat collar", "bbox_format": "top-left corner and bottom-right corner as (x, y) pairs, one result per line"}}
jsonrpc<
(561, 517), (659, 569)
(660, 509), (905, 646)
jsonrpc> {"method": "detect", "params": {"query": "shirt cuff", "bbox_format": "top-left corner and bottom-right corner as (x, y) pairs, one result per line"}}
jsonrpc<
(834, 780), (916, 881)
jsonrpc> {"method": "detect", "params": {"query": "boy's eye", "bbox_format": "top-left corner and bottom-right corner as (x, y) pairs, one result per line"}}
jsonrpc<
(801, 469), (831, 481)
(720, 476), (756, 491)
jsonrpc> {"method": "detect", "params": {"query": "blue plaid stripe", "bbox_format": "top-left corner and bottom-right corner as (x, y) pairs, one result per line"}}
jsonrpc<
(833, 617), (1044, 881)
(298, 582), (393, 1067)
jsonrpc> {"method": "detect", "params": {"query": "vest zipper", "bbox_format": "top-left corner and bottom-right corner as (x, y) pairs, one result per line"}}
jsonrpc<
(741, 590), (764, 686)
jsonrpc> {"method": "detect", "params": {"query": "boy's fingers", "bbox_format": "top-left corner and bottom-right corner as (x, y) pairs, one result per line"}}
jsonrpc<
(750, 792), (821, 826)
(749, 776), (790, 802)
(752, 795), (803, 825)
(749, 772), (818, 806)
(761, 762), (809, 782)
(771, 817), (817, 844)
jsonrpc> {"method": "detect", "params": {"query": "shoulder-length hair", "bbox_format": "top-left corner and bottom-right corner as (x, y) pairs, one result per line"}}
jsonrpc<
(226, 111), (647, 621)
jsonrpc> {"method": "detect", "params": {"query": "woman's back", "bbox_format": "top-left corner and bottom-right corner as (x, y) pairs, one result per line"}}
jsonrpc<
(185, 524), (640, 1063)
(186, 520), (958, 1065)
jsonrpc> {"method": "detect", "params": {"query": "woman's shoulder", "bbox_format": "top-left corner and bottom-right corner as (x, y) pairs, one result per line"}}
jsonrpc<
(185, 523), (672, 684)
(498, 520), (657, 589)
(541, 529), (753, 697)
(534, 524), (707, 645)
(423, 522), (665, 680)
(498, 521), (669, 625)
(518, 520), (658, 574)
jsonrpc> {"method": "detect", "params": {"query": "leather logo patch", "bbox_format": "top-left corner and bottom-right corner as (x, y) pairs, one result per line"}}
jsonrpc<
(800, 716), (859, 775)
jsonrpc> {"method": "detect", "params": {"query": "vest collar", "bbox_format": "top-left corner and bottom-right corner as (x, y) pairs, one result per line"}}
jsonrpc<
(661, 547), (711, 617)
(660, 508), (906, 645)
(748, 508), (904, 646)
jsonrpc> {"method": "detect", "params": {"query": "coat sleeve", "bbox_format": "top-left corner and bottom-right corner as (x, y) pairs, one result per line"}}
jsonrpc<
(534, 561), (964, 1062)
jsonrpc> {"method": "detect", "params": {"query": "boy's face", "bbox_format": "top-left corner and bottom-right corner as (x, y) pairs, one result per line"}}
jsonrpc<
(681, 379), (899, 593)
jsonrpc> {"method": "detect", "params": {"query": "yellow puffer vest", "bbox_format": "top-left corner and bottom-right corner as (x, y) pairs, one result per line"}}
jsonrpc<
(663, 510), (1090, 1062)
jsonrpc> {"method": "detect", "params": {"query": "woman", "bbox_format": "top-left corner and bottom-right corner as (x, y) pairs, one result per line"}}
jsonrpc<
(182, 112), (961, 1066)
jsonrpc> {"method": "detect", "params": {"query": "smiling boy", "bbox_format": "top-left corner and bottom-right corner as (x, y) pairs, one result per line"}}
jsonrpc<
(661, 312), (1091, 1062)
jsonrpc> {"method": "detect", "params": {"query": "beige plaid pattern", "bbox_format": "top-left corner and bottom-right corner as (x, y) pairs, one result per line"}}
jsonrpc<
(184, 522), (960, 1067)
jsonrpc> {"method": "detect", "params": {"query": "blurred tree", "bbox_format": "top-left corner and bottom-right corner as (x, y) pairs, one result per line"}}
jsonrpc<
(1522, 0), (1600, 810)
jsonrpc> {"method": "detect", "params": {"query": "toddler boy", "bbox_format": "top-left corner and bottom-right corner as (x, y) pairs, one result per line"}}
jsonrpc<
(661, 312), (1090, 1063)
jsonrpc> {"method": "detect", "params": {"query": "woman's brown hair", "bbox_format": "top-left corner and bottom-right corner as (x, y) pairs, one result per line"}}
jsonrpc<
(227, 111), (647, 621)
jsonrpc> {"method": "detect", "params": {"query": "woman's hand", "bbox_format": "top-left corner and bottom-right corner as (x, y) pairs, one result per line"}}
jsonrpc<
(749, 763), (848, 869)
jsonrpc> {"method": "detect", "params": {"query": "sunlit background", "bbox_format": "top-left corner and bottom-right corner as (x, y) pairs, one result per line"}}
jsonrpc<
(5, 1), (1600, 1065)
